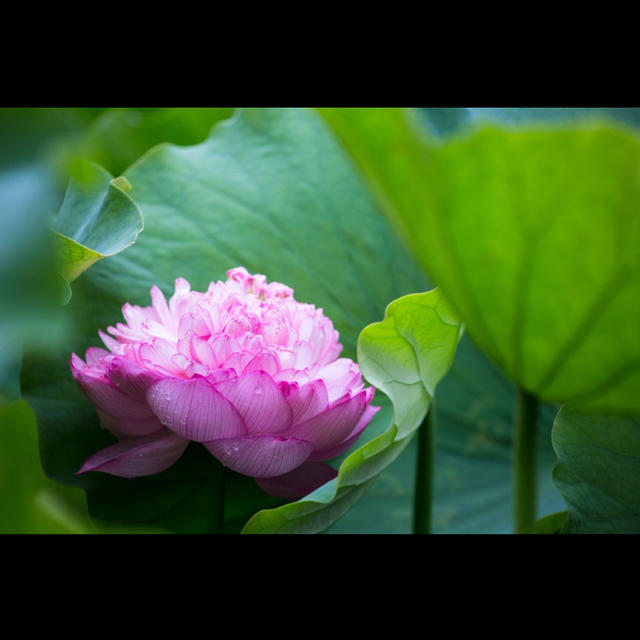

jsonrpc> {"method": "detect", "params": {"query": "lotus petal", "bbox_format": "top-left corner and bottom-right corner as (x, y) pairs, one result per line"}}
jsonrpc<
(77, 430), (189, 478)
(147, 376), (246, 442)
(308, 403), (381, 461)
(204, 435), (313, 477)
(289, 389), (368, 452)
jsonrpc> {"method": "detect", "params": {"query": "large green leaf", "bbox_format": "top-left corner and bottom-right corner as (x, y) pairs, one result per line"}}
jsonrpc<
(552, 407), (640, 533)
(319, 108), (640, 414)
(53, 162), (143, 285)
(22, 108), (430, 533)
(242, 289), (463, 533)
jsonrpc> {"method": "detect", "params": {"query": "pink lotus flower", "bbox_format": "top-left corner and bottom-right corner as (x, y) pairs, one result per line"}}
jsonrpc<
(70, 267), (380, 499)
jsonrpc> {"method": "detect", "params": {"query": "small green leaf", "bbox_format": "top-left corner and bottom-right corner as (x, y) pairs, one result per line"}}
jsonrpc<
(53, 162), (143, 285)
(552, 408), (640, 533)
(242, 289), (463, 533)
(535, 510), (567, 534)
(358, 291), (463, 438)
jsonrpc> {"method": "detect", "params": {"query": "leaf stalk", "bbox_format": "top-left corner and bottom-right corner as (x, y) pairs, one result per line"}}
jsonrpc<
(413, 402), (436, 534)
(513, 387), (539, 534)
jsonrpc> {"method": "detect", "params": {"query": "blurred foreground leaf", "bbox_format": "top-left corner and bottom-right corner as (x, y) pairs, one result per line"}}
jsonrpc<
(0, 165), (66, 404)
(0, 108), (108, 405)
(319, 108), (640, 414)
(0, 400), (93, 533)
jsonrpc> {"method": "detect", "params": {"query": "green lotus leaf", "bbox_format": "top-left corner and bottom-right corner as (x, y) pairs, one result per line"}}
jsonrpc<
(318, 108), (640, 414)
(552, 407), (640, 533)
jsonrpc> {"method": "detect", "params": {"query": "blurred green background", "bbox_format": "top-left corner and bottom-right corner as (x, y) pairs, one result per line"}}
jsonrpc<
(0, 108), (234, 533)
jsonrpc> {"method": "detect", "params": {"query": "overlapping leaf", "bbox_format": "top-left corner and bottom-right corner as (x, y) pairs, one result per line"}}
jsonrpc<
(53, 162), (143, 286)
(0, 164), (65, 404)
(319, 108), (640, 414)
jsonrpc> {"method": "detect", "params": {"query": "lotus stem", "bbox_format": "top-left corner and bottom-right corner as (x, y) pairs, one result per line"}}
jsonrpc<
(513, 387), (539, 534)
(413, 402), (436, 534)
(209, 461), (227, 534)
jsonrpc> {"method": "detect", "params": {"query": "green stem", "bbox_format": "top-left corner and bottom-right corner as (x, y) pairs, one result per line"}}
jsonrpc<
(208, 462), (227, 534)
(513, 387), (539, 534)
(413, 402), (436, 534)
